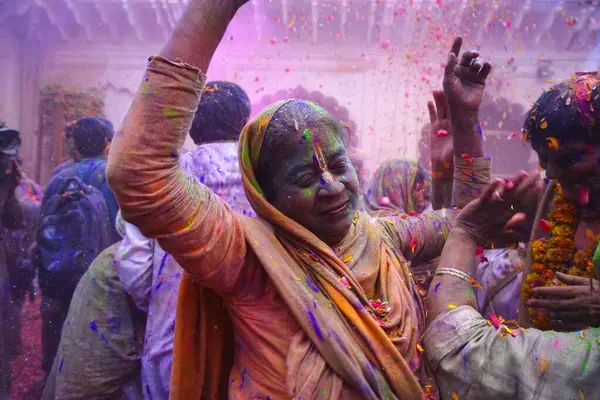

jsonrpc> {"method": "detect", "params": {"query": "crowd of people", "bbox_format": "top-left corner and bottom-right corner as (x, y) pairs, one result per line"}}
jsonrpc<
(1, 0), (600, 398)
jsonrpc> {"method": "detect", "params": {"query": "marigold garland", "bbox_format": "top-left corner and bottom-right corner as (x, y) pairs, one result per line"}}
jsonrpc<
(523, 184), (596, 329)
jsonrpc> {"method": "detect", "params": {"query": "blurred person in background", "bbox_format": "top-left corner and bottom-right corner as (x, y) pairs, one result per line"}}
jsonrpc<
(51, 117), (114, 178)
(43, 214), (146, 400)
(34, 116), (119, 377)
(0, 124), (24, 397)
(115, 81), (254, 400)
(3, 158), (43, 363)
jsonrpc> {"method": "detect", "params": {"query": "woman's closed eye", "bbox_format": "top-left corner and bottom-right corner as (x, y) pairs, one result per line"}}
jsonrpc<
(329, 160), (348, 174)
(295, 173), (316, 187)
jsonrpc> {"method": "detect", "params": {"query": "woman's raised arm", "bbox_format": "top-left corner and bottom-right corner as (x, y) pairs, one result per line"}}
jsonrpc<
(107, 0), (249, 293)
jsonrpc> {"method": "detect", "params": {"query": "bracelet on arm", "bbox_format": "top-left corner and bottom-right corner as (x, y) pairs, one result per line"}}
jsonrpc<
(434, 267), (474, 284)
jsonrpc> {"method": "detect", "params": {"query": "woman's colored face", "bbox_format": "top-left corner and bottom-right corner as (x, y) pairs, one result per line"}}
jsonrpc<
(269, 126), (360, 246)
(535, 142), (600, 218)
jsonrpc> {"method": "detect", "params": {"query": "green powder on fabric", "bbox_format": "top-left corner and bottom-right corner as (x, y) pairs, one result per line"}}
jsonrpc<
(162, 108), (182, 118)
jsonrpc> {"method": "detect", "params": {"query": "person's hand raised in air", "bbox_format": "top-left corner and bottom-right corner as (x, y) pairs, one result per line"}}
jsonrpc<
(443, 37), (492, 161)
(454, 171), (543, 246)
(443, 37), (492, 118)
(428, 90), (453, 180)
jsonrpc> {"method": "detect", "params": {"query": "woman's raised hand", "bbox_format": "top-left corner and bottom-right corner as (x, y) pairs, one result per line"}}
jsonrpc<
(443, 37), (492, 118)
(454, 171), (542, 246)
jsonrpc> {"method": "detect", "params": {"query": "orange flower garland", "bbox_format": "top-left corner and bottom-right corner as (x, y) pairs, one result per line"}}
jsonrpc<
(523, 184), (595, 329)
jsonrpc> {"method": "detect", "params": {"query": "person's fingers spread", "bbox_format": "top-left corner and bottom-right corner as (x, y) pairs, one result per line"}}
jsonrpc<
(449, 36), (463, 58)
(471, 57), (484, 71)
(444, 53), (458, 85)
(480, 61), (492, 80)
(556, 272), (593, 286)
(459, 50), (479, 66)
(433, 90), (446, 120)
(546, 309), (597, 321)
(508, 172), (540, 205)
(438, 90), (449, 118)
(427, 101), (437, 125)
(526, 298), (579, 310)
(482, 179), (503, 202)
(504, 213), (526, 231)
(453, 65), (487, 86)
(532, 285), (584, 298)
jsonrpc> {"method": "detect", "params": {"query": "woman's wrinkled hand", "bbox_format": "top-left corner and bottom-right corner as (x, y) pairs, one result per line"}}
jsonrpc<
(454, 171), (542, 246)
(527, 272), (600, 330)
(428, 90), (453, 180)
(443, 37), (492, 119)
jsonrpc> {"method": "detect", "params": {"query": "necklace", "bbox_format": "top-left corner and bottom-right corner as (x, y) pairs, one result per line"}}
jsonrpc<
(523, 183), (597, 329)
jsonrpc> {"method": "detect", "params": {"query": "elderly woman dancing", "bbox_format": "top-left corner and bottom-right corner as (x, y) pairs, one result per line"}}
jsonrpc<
(107, 0), (494, 398)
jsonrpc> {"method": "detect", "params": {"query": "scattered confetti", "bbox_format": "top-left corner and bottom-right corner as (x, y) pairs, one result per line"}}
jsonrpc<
(461, 153), (474, 163)
(508, 132), (517, 140)
(579, 188), (589, 205)
(434, 282), (441, 292)
(340, 276), (351, 289)
(546, 136), (559, 150)
(489, 313), (501, 329)
(451, 393), (459, 400)
(410, 237), (418, 253)
(378, 196), (391, 206)
(342, 254), (352, 263)
(565, 16), (578, 27)
(417, 343), (424, 352)
(436, 129), (449, 137)
(539, 219), (552, 233)
(539, 357), (549, 373)
(448, 304), (457, 309)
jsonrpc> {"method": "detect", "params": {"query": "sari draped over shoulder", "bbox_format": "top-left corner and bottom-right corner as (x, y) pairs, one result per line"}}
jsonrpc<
(173, 100), (433, 400)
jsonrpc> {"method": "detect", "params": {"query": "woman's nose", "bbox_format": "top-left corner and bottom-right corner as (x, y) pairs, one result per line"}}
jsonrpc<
(318, 171), (345, 195)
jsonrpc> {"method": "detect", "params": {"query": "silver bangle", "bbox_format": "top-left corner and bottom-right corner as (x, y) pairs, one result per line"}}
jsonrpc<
(434, 267), (474, 284)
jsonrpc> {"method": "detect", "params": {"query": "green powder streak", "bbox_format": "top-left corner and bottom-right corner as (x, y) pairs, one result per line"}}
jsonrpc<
(302, 129), (312, 143)
(162, 108), (181, 118)
(580, 340), (591, 374)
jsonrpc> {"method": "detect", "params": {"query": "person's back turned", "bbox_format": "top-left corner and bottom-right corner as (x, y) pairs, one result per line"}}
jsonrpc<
(36, 117), (119, 376)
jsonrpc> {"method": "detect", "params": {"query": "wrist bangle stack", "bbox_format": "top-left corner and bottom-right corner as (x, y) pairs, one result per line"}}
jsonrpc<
(434, 267), (474, 284)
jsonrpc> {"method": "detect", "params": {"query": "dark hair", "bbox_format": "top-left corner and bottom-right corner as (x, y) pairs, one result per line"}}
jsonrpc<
(189, 81), (251, 145)
(71, 117), (113, 158)
(524, 72), (600, 148)
(256, 100), (346, 200)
